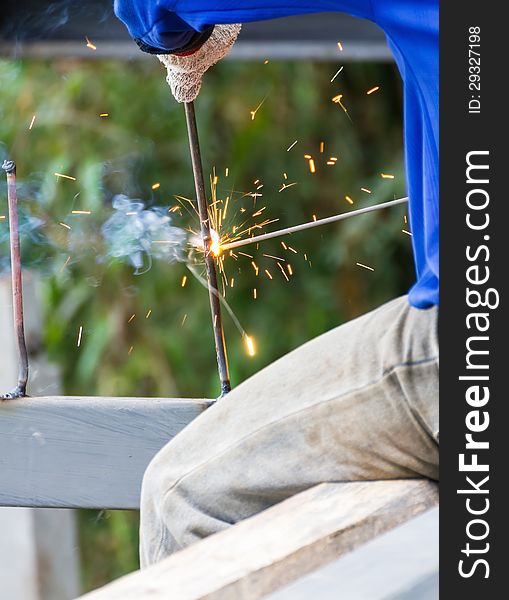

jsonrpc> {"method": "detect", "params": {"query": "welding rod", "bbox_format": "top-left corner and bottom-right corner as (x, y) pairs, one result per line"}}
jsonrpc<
(221, 196), (409, 252)
(1, 160), (28, 399)
(184, 102), (231, 397)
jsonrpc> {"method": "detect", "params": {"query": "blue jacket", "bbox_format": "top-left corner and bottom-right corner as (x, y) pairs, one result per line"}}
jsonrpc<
(115, 0), (439, 309)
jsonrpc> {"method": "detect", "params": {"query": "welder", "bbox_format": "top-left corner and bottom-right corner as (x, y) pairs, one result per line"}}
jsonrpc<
(114, 0), (439, 567)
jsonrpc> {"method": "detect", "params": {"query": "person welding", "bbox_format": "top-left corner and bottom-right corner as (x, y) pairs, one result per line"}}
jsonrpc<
(114, 0), (439, 567)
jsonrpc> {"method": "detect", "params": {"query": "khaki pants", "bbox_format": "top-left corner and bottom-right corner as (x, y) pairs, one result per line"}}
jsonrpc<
(140, 295), (439, 567)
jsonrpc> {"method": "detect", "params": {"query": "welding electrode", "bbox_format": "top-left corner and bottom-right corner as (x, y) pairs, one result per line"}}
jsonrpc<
(1, 160), (29, 399)
(184, 102), (231, 397)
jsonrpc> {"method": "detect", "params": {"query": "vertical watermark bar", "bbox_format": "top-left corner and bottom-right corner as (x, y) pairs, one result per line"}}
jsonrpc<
(441, 1), (506, 595)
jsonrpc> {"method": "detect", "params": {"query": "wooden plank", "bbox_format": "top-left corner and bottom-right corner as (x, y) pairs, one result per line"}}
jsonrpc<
(0, 396), (209, 509)
(266, 507), (439, 600)
(78, 479), (438, 600)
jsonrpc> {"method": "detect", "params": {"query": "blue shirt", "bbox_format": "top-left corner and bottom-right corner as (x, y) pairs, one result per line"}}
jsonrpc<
(115, 0), (439, 308)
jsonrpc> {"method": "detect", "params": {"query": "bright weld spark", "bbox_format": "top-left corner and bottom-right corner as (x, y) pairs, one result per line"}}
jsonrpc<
(357, 262), (375, 272)
(404, 215), (408, 224)
(128, 346), (134, 355)
(0, 215), (6, 220)
(337, 41), (344, 51)
(264, 59), (269, 64)
(332, 94), (351, 120)
(361, 187), (372, 194)
(253, 288), (257, 299)
(145, 309), (152, 319)
(209, 229), (221, 257)
(71, 210), (91, 215)
(320, 141), (325, 153)
(151, 182), (161, 190)
(251, 262), (259, 275)
(402, 229), (412, 236)
(181, 275), (188, 287)
(225, 167), (229, 177)
(263, 253), (285, 261)
(345, 196), (354, 205)
(287, 140), (298, 152)
(308, 159), (316, 174)
(250, 96), (267, 120)
(230, 277), (235, 288)
(367, 86), (380, 95)
(181, 314), (188, 326)
(77, 326), (83, 347)
(127, 314), (136, 323)
(312, 214), (317, 221)
(381, 173), (395, 179)
(304, 154), (312, 159)
(28, 115), (36, 129)
(238, 251), (253, 258)
(265, 269), (273, 280)
(331, 66), (344, 82)
(54, 172), (76, 181)
(99, 113), (109, 117)
(288, 246), (298, 254)
(59, 222), (71, 230)
(279, 182), (298, 193)
(85, 36), (97, 50)
(277, 262), (290, 282)
(244, 335), (256, 357)
(287, 264), (293, 276)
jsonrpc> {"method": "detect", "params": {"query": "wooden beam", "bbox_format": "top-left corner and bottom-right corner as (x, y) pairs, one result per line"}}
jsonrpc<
(266, 507), (439, 600)
(0, 396), (209, 509)
(78, 479), (438, 600)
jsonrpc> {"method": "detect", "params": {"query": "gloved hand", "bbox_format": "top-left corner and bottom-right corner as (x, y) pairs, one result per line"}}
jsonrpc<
(114, 1), (241, 103)
(158, 24), (241, 103)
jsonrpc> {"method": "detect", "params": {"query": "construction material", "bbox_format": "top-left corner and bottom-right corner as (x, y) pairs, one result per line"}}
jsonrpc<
(1, 160), (29, 399)
(221, 196), (409, 252)
(77, 479), (438, 600)
(184, 101), (231, 396)
(0, 396), (209, 509)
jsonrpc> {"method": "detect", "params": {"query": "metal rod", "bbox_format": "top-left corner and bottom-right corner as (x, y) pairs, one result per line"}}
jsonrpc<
(221, 196), (409, 252)
(184, 102), (231, 397)
(1, 160), (29, 400)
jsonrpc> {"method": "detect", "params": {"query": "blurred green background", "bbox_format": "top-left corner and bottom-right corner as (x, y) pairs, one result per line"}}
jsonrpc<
(1, 56), (410, 592)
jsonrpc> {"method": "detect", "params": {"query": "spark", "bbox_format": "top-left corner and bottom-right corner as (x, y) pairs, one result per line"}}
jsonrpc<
(287, 140), (298, 152)
(381, 173), (395, 179)
(265, 269), (273, 280)
(279, 182), (298, 192)
(225, 167), (229, 177)
(244, 335), (256, 357)
(77, 326), (83, 347)
(59, 222), (71, 230)
(332, 94), (351, 120)
(312, 214), (317, 221)
(361, 187), (372, 194)
(345, 196), (354, 205)
(308, 159), (316, 174)
(287, 246), (298, 254)
(54, 172), (76, 181)
(181, 275), (188, 287)
(263, 253), (285, 261)
(337, 41), (344, 51)
(238, 251), (253, 258)
(145, 309), (152, 319)
(251, 262), (259, 275)
(0, 215), (5, 220)
(253, 288), (257, 299)
(71, 210), (91, 215)
(287, 264), (293, 276)
(85, 36), (97, 50)
(356, 262), (374, 272)
(250, 95), (267, 120)
(230, 277), (235, 288)
(28, 115), (36, 129)
(209, 229), (221, 257)
(331, 66), (344, 82)
(320, 141), (325, 154)
(402, 229), (412, 236)
(181, 314), (188, 326)
(99, 113), (109, 118)
(367, 86), (380, 95)
(60, 256), (71, 273)
(151, 182), (161, 190)
(128, 346), (134, 355)
(277, 262), (290, 282)
(404, 214), (408, 224)
(128, 314), (136, 323)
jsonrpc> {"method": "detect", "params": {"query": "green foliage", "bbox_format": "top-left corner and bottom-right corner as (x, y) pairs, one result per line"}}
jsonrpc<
(1, 57), (410, 591)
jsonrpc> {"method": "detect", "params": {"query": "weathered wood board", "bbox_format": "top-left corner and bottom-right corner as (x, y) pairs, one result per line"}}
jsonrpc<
(78, 479), (438, 600)
(267, 506), (439, 600)
(0, 396), (209, 509)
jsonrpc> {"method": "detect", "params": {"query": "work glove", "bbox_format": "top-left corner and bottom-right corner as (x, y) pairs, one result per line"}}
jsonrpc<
(157, 24), (241, 103)
(113, 0), (240, 103)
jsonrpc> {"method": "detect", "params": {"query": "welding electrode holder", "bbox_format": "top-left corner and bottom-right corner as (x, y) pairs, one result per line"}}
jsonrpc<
(1, 159), (29, 400)
(183, 102), (231, 397)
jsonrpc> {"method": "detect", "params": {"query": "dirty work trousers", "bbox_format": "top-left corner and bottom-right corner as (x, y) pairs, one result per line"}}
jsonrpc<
(140, 295), (439, 567)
